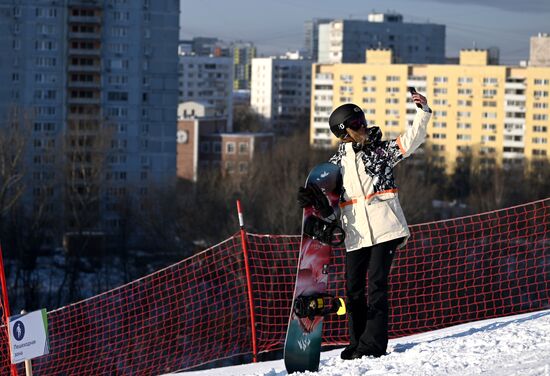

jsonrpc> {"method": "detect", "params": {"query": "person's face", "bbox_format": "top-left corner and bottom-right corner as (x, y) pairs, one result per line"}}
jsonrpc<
(339, 116), (367, 143)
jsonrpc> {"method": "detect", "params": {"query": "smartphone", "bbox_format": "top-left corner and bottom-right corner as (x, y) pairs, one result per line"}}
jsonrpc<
(408, 86), (422, 108)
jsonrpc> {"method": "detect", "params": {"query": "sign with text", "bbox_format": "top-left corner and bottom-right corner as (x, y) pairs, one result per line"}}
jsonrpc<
(9, 309), (49, 364)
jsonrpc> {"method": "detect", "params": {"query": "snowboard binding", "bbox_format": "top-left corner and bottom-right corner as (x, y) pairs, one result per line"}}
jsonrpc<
(303, 216), (345, 246)
(293, 295), (346, 319)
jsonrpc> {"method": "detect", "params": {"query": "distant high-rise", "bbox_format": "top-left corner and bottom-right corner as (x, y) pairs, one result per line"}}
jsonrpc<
(178, 37), (231, 57)
(0, 0), (179, 234)
(178, 55), (234, 131)
(315, 13), (445, 64)
(530, 33), (550, 67)
(251, 53), (312, 134)
(304, 18), (332, 62)
(232, 42), (256, 90)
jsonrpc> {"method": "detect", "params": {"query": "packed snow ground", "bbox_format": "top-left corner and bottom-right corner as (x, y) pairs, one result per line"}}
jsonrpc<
(166, 309), (550, 376)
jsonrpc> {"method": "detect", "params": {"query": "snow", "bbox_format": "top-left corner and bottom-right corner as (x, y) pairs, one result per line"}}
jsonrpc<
(165, 309), (550, 376)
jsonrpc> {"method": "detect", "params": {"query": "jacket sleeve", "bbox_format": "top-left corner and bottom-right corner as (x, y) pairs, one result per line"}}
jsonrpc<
(390, 108), (432, 165)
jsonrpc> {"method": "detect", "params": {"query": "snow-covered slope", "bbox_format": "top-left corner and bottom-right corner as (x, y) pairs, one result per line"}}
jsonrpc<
(166, 309), (550, 376)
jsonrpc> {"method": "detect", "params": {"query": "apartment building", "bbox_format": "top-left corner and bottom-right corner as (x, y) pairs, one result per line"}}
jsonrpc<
(178, 54), (234, 131)
(178, 37), (231, 57)
(0, 0), (179, 233)
(251, 53), (312, 134)
(303, 18), (332, 61)
(316, 13), (445, 65)
(233, 42), (256, 90)
(530, 33), (550, 67)
(177, 102), (273, 181)
(311, 49), (550, 172)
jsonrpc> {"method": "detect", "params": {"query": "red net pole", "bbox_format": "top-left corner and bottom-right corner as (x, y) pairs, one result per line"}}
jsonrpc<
(0, 243), (18, 376)
(236, 200), (258, 362)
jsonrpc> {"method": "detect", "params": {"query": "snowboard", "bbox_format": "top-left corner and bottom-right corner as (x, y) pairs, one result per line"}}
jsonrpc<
(283, 162), (346, 374)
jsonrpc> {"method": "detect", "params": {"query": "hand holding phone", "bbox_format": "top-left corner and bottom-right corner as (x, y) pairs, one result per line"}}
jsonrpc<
(408, 86), (423, 109)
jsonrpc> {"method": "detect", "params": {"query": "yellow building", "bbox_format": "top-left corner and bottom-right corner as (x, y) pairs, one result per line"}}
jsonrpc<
(311, 49), (550, 173)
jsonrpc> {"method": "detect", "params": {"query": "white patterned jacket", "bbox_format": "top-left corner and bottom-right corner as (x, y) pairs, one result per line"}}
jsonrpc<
(328, 107), (432, 252)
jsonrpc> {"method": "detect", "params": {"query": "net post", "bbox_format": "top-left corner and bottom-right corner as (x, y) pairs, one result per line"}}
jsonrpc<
(0, 243), (19, 376)
(236, 200), (258, 363)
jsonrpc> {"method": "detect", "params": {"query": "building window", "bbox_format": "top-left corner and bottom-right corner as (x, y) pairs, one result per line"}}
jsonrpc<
(481, 135), (496, 142)
(483, 77), (498, 85)
(200, 142), (210, 153)
(482, 123), (497, 131)
(340, 74), (353, 83)
(226, 142), (235, 154)
(239, 142), (248, 154)
(225, 161), (235, 174)
(239, 162), (248, 174)
(483, 89), (497, 97)
(532, 137), (548, 144)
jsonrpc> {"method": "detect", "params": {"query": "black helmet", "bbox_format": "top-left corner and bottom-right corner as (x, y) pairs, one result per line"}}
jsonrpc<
(328, 103), (366, 139)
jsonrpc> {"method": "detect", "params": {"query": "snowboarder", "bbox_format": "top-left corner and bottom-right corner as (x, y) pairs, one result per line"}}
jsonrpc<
(299, 89), (432, 360)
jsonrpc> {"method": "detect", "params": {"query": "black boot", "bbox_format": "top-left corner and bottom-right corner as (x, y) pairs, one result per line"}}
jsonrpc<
(340, 345), (357, 360)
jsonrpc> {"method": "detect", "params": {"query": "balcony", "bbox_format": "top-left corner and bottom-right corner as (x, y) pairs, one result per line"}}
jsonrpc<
(68, 97), (101, 105)
(68, 15), (101, 24)
(68, 48), (101, 56)
(68, 80), (101, 89)
(68, 64), (101, 73)
(68, 31), (101, 40)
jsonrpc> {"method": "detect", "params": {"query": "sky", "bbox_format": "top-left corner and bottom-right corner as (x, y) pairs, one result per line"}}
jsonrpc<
(179, 0), (550, 65)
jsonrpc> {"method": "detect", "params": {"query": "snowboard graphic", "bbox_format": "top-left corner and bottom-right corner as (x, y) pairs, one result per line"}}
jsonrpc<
(283, 162), (346, 374)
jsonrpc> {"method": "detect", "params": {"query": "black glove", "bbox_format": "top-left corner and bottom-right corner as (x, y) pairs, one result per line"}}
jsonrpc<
(297, 184), (334, 219)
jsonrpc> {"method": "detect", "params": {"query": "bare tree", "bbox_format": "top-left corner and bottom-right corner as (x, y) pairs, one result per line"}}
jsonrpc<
(233, 103), (264, 133)
(0, 110), (29, 223)
(395, 141), (447, 224)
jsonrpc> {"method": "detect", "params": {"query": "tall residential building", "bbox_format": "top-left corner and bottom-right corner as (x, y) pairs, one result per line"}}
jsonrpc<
(304, 18), (332, 62)
(310, 48), (550, 173)
(232, 42), (256, 90)
(317, 13), (445, 64)
(178, 54), (234, 131)
(530, 33), (550, 67)
(232, 42), (257, 90)
(250, 53), (312, 134)
(0, 0), (179, 234)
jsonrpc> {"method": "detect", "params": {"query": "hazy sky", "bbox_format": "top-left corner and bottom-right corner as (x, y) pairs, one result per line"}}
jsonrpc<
(180, 0), (550, 64)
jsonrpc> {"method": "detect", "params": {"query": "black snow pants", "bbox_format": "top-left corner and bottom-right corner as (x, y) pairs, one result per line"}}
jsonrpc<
(345, 238), (402, 356)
